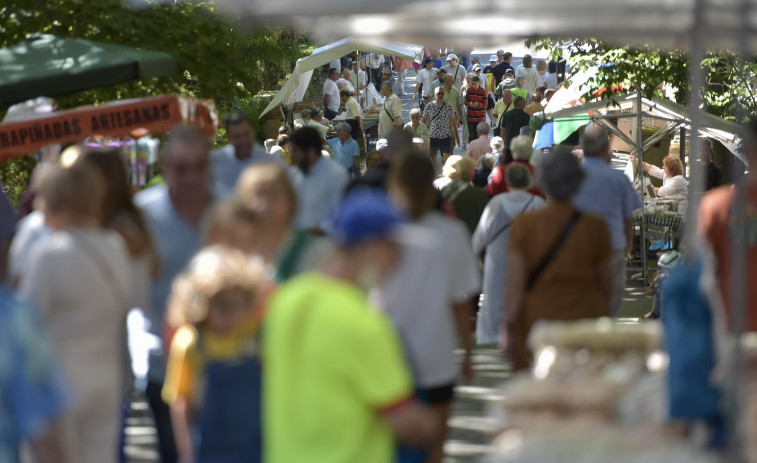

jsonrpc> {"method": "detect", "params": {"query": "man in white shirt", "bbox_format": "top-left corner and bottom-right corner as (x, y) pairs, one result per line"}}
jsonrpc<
(378, 82), (403, 139)
(414, 58), (437, 111)
(443, 53), (466, 91)
(337, 68), (357, 96)
(323, 68), (341, 120)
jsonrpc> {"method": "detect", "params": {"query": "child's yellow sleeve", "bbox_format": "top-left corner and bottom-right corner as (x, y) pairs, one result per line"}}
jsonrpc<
(162, 325), (201, 404)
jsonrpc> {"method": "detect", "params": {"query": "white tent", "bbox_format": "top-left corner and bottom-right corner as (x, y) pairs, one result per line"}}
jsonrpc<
(259, 37), (423, 118)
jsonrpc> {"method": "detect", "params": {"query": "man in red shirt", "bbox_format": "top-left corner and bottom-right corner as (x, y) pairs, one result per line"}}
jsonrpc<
(486, 135), (545, 198)
(464, 76), (488, 144)
(699, 120), (757, 333)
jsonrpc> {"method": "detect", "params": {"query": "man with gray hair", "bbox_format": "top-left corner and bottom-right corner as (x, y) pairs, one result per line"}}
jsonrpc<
(378, 82), (403, 139)
(572, 125), (641, 316)
(327, 122), (361, 176)
(465, 121), (492, 164)
(486, 135), (545, 198)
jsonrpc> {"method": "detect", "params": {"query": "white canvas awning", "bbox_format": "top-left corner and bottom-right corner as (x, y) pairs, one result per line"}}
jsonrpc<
(259, 37), (423, 118)
(544, 92), (746, 163)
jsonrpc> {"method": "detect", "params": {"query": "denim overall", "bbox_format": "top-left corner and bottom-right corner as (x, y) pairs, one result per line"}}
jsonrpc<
(195, 333), (263, 463)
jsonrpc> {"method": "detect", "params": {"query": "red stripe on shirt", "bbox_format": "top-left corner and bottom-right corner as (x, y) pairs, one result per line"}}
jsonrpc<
(465, 87), (488, 122)
(378, 394), (415, 414)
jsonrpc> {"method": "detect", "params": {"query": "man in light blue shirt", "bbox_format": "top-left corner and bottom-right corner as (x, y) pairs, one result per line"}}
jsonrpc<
(211, 111), (284, 198)
(289, 126), (349, 233)
(135, 126), (215, 463)
(327, 122), (361, 176)
(573, 126), (642, 316)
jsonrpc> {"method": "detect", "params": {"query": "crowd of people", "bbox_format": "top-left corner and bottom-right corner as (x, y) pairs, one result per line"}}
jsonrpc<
(1, 47), (754, 463)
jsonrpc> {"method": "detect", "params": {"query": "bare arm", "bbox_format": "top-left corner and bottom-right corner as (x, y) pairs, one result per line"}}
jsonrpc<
(381, 402), (439, 447)
(624, 217), (634, 255)
(323, 93), (329, 109)
(453, 299), (475, 384)
(451, 117), (461, 147)
(501, 251), (526, 353)
(170, 397), (195, 463)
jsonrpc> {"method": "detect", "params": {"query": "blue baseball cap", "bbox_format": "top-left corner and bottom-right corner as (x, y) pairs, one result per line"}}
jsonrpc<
(332, 188), (407, 246)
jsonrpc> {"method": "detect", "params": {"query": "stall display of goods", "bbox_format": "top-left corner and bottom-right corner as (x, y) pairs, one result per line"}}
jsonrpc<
(483, 318), (719, 463)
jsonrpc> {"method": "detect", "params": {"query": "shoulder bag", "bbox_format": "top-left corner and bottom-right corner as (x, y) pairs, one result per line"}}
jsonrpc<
(527, 211), (582, 289)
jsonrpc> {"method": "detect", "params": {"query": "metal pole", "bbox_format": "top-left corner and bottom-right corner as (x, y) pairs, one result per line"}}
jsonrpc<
(680, 127), (687, 178)
(636, 89), (647, 283)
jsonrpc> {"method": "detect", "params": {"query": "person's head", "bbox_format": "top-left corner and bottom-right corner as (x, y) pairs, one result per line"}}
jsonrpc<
(510, 135), (533, 161)
(365, 150), (382, 169)
(471, 75), (481, 89)
(336, 122), (352, 142)
(454, 157), (476, 183)
(167, 246), (264, 335)
(390, 150), (439, 220)
(581, 126), (611, 161)
(442, 154), (463, 179)
(409, 108), (421, 125)
(536, 59), (547, 75)
(522, 54), (533, 68)
(446, 53), (459, 67)
(662, 155), (684, 177)
(340, 89), (352, 103)
(548, 60), (558, 74)
(538, 148), (585, 200)
(506, 163), (534, 191)
(534, 87), (546, 102)
(473, 65), (482, 75)
(513, 95), (526, 109)
(444, 75), (454, 89)
(301, 109), (312, 121)
(470, 55), (480, 65)
(74, 147), (132, 226)
(331, 188), (408, 290)
(423, 58), (434, 69)
(503, 52), (513, 63)
(264, 138), (276, 153)
(342, 68), (351, 79)
(699, 138), (714, 164)
(502, 89), (513, 104)
(224, 111), (255, 159)
(544, 88), (556, 101)
(434, 86), (446, 102)
(37, 163), (105, 230)
(277, 134), (289, 149)
(205, 200), (263, 255)
(505, 68), (515, 78)
(464, 73), (472, 88)
(162, 126), (212, 204)
(477, 121), (490, 136)
(236, 164), (297, 232)
(287, 126), (323, 175)
(489, 55), (498, 65)
(519, 126), (534, 139)
(436, 68), (446, 81)
(381, 81), (393, 96)
(516, 76), (526, 88)
(490, 136), (505, 152)
(311, 109), (324, 122)
(359, 59), (366, 70)
(278, 125), (291, 135)
(328, 67), (339, 81)
(479, 154), (496, 172)
(496, 49), (505, 61)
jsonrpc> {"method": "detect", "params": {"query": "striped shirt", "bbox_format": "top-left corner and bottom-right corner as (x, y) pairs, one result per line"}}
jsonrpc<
(464, 86), (488, 123)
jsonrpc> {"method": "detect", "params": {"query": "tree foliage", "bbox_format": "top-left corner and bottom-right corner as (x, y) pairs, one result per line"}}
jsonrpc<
(528, 38), (757, 123)
(0, 0), (314, 204)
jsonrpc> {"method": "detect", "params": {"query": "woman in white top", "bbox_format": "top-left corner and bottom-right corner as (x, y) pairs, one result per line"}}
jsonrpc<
(515, 54), (540, 98)
(20, 162), (133, 463)
(472, 165), (545, 344)
(635, 154), (688, 212)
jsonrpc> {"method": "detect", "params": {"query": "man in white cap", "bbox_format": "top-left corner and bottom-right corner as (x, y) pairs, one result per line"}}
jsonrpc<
(443, 53), (465, 91)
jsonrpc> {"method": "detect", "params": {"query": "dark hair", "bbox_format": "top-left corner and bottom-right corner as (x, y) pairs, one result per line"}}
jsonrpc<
(500, 147), (514, 166)
(536, 86), (547, 97)
(289, 127), (323, 154)
(329, 67), (338, 76)
(548, 60), (558, 74)
(389, 150), (437, 220)
(163, 125), (210, 164)
(340, 89), (352, 98)
(503, 52), (513, 61)
(437, 68), (446, 75)
(513, 95), (526, 107)
(224, 111), (251, 129)
(277, 134), (289, 147)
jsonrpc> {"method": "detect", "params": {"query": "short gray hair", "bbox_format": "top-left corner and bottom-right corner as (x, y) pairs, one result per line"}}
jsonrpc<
(409, 108), (421, 117)
(510, 135), (533, 161)
(537, 148), (585, 200)
(337, 122), (352, 133)
(505, 163), (533, 190)
(581, 126), (610, 157)
(477, 122), (490, 135)
(479, 154), (496, 170)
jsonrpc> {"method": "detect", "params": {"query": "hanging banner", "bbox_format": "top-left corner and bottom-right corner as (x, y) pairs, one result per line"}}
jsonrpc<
(0, 95), (218, 161)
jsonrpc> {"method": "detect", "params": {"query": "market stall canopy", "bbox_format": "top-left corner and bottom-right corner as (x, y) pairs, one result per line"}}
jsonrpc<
(542, 92), (746, 163)
(0, 95), (218, 162)
(0, 34), (179, 105)
(259, 37), (423, 118)
(210, 0), (757, 52)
